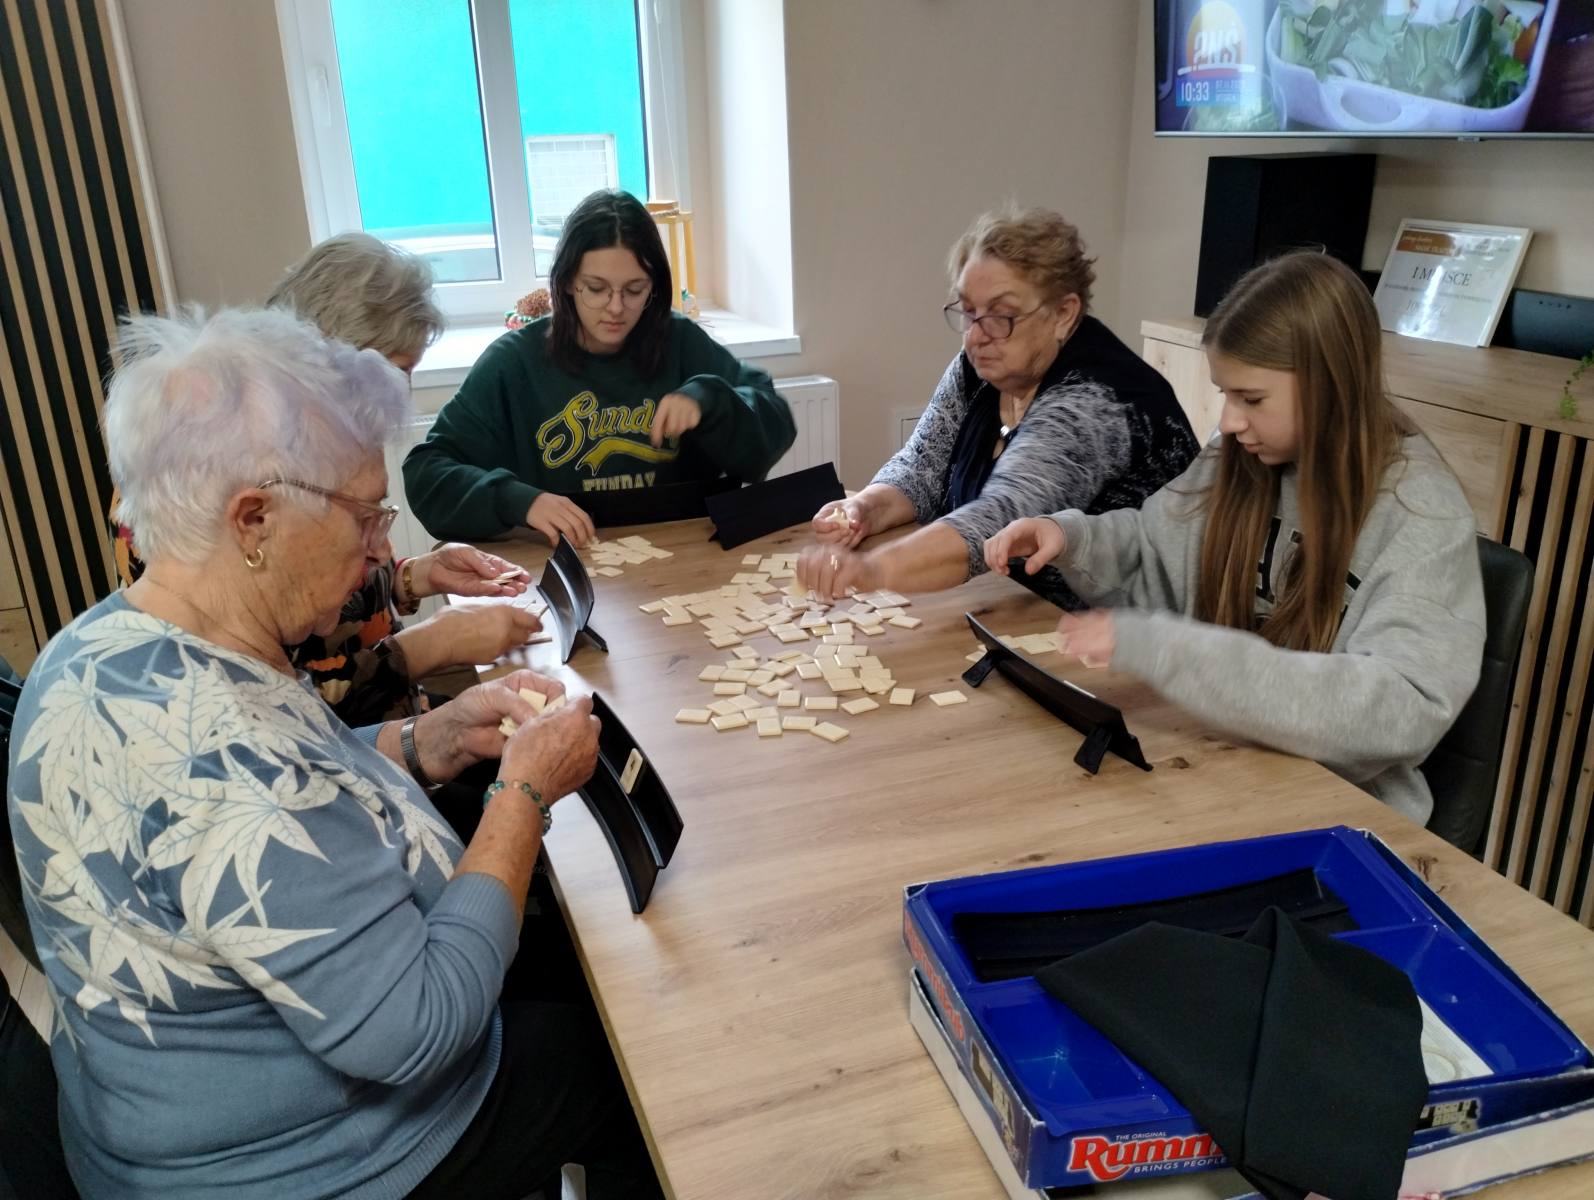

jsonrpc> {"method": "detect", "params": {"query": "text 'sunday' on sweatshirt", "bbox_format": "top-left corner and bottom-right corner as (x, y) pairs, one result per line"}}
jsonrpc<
(403, 314), (796, 540)
(1048, 436), (1486, 825)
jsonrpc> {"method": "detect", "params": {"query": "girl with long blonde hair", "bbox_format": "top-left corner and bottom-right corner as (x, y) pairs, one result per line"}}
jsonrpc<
(984, 252), (1485, 825)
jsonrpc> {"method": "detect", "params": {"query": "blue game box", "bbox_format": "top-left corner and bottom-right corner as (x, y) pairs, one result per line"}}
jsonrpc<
(902, 827), (1594, 1191)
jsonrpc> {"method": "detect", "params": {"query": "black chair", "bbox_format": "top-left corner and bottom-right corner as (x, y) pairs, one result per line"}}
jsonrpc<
(0, 971), (78, 1198)
(1422, 537), (1533, 858)
(0, 654), (37, 970)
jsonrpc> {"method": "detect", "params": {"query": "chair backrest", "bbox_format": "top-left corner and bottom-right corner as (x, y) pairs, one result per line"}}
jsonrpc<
(0, 972), (79, 1198)
(1422, 537), (1533, 857)
(0, 653), (38, 969)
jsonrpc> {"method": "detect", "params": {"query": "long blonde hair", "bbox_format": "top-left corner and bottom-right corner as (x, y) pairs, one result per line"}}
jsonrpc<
(1197, 252), (1408, 652)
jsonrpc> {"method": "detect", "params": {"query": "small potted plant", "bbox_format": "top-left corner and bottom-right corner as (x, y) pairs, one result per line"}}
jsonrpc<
(504, 287), (552, 331)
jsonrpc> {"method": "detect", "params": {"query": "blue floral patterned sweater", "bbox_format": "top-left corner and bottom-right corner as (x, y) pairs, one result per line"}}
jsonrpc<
(6, 593), (521, 1199)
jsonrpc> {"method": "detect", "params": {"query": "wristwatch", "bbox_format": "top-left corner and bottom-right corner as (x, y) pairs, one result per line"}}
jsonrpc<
(372, 634), (410, 680)
(399, 715), (441, 792)
(393, 557), (422, 615)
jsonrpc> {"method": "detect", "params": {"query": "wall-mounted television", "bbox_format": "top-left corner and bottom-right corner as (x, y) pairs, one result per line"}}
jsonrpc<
(1155, 0), (1594, 137)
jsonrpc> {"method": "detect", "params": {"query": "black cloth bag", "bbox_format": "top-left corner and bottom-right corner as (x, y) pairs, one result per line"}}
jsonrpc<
(1037, 908), (1426, 1200)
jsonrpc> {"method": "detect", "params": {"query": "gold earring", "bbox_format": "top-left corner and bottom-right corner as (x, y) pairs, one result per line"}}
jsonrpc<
(244, 547), (265, 569)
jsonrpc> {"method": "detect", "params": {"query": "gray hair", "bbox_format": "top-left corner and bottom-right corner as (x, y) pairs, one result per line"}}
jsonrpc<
(104, 307), (413, 564)
(948, 205), (1097, 313)
(266, 231), (444, 361)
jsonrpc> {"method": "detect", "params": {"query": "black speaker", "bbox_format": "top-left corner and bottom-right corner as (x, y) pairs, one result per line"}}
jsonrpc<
(1194, 154), (1376, 317)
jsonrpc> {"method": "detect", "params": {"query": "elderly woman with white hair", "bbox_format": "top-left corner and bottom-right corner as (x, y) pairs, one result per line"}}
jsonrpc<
(9, 310), (663, 1199)
(114, 231), (541, 730)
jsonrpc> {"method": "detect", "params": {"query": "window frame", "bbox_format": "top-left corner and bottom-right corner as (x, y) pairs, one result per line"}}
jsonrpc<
(275, 0), (687, 324)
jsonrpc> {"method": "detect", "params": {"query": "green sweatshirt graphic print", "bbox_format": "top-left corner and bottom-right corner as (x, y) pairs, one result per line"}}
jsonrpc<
(403, 314), (796, 540)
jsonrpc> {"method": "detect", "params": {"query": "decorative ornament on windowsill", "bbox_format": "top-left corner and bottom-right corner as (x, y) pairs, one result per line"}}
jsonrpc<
(504, 287), (552, 331)
(645, 199), (698, 318)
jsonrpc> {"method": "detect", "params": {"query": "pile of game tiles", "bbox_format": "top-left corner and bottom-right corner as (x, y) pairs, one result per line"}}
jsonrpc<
(638, 551), (970, 744)
(584, 535), (673, 577)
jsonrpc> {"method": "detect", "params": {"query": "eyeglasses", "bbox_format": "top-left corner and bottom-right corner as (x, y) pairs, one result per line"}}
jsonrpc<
(572, 279), (654, 312)
(943, 302), (1046, 341)
(258, 477), (399, 546)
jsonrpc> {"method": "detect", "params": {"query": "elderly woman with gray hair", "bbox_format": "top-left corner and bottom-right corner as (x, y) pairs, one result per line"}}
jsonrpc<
(799, 206), (1199, 606)
(9, 310), (663, 1199)
(266, 228), (441, 376)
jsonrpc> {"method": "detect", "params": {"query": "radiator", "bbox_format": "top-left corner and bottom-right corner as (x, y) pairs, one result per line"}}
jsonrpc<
(385, 374), (840, 561)
(765, 374), (841, 481)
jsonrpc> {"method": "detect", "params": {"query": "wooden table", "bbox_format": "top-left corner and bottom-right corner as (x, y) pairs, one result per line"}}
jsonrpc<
(462, 519), (1594, 1200)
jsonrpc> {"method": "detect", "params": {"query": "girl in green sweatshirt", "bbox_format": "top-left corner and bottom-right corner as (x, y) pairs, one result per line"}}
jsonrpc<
(403, 190), (796, 544)
(984, 253), (1486, 827)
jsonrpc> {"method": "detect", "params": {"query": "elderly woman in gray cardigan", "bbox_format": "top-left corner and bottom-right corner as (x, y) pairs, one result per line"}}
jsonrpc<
(799, 206), (1197, 604)
(7, 310), (661, 1199)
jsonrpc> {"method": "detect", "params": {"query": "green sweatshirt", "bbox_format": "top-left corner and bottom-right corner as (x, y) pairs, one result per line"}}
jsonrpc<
(403, 314), (796, 540)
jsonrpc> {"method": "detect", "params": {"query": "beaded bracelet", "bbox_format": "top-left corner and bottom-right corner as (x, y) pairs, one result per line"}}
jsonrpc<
(483, 779), (551, 834)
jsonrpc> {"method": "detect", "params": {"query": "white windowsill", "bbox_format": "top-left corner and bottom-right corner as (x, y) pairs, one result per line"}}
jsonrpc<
(411, 307), (801, 392)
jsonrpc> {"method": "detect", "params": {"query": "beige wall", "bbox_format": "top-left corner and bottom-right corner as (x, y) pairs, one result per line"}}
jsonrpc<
(1116, 2), (1594, 336)
(703, 0), (793, 332)
(122, 0), (1142, 488)
(120, 0), (309, 308)
(775, 0), (1140, 485)
(678, 0), (720, 308)
(117, 0), (1593, 493)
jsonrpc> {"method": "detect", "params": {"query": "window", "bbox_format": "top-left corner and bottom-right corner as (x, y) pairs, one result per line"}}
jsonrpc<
(524, 134), (620, 275)
(277, 0), (688, 322)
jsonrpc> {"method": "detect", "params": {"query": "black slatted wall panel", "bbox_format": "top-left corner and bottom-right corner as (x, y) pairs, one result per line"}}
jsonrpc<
(1484, 427), (1594, 926)
(0, 0), (164, 648)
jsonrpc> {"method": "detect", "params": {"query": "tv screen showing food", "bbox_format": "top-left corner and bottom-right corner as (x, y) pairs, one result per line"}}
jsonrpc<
(1154, 0), (1594, 136)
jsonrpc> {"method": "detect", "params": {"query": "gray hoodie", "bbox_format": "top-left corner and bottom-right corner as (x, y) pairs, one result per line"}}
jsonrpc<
(1049, 435), (1485, 825)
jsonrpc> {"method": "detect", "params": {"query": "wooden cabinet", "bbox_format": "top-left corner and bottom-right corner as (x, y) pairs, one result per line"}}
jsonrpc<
(0, 509), (36, 673)
(1142, 316), (1594, 929)
(1390, 398), (1511, 533)
(1140, 326), (1224, 443)
(0, 613), (35, 675)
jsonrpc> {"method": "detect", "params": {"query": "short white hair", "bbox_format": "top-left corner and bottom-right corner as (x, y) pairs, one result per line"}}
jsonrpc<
(104, 307), (414, 564)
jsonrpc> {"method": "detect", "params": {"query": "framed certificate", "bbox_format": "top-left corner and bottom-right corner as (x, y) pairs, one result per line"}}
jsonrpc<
(1373, 219), (1532, 348)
